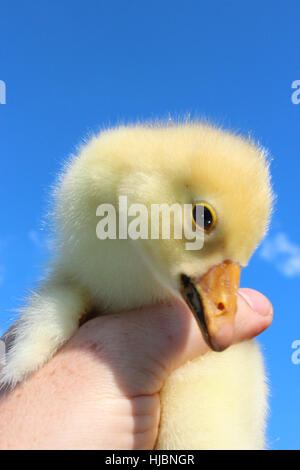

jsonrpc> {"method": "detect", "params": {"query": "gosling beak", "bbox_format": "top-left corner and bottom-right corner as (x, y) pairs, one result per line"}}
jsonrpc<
(180, 260), (241, 352)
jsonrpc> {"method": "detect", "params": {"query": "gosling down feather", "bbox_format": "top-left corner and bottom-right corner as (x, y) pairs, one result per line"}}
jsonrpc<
(1, 122), (273, 449)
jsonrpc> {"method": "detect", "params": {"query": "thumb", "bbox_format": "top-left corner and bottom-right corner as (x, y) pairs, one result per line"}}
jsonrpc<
(165, 288), (273, 373)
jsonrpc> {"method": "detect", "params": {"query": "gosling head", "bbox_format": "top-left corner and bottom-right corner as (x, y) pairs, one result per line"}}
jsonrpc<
(57, 122), (273, 351)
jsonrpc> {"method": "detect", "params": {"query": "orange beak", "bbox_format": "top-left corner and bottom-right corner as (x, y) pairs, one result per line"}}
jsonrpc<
(180, 260), (241, 351)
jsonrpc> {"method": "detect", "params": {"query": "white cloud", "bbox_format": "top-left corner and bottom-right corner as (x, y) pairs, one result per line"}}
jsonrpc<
(281, 256), (300, 277)
(28, 230), (52, 251)
(260, 232), (300, 277)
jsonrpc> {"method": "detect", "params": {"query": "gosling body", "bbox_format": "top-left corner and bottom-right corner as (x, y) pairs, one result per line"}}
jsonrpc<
(1, 123), (273, 449)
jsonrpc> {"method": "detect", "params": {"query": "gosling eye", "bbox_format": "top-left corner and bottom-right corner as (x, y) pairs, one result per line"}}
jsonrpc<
(192, 202), (217, 234)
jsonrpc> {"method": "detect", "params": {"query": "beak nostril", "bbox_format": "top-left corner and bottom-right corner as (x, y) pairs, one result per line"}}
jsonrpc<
(217, 302), (225, 311)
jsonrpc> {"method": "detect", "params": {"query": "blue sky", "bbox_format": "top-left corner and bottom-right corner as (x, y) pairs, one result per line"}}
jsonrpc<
(0, 0), (299, 449)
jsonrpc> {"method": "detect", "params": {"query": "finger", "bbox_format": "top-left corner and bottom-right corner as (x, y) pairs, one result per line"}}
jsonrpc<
(233, 288), (273, 342)
(165, 288), (273, 371)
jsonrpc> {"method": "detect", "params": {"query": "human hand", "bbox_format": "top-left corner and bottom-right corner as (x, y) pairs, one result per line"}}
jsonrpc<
(0, 288), (272, 450)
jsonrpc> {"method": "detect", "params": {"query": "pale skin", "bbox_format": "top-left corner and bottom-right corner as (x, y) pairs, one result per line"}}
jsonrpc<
(0, 288), (273, 450)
